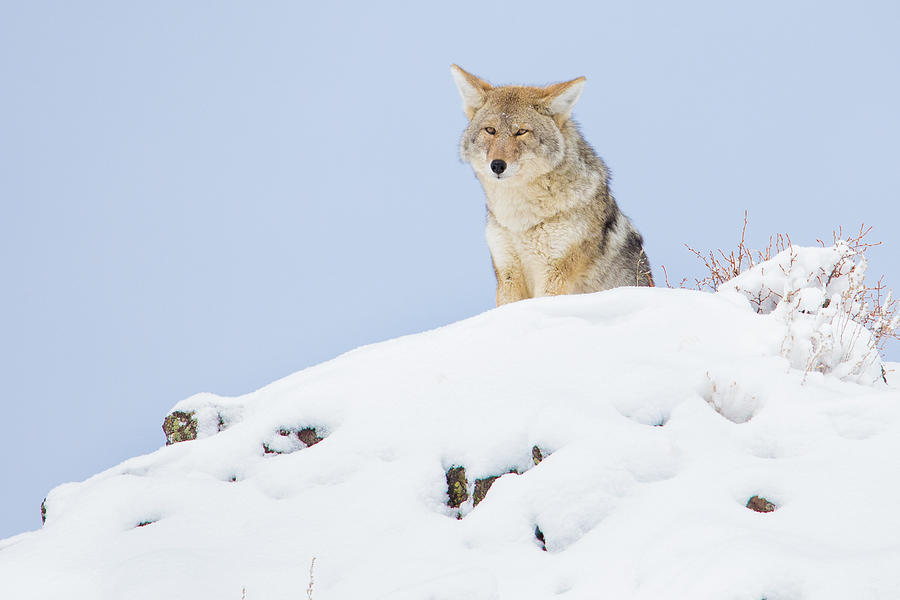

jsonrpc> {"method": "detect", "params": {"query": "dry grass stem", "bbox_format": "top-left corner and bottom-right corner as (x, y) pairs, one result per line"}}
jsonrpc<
(307, 557), (316, 600)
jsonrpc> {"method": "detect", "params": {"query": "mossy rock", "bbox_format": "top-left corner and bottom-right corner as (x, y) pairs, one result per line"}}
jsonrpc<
(163, 410), (198, 445)
(446, 466), (468, 509)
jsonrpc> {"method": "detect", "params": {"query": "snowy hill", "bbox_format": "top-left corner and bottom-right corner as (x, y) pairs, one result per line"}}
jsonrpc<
(2, 269), (900, 599)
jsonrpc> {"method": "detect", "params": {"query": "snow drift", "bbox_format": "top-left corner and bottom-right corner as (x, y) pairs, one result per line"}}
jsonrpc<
(2, 249), (900, 600)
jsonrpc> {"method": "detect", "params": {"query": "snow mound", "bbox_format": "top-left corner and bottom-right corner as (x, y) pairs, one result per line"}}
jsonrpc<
(720, 242), (897, 383)
(3, 271), (900, 599)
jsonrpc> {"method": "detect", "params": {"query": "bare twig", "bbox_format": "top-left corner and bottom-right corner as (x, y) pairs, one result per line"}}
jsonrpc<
(684, 210), (794, 293)
(659, 264), (688, 289)
(307, 557), (316, 600)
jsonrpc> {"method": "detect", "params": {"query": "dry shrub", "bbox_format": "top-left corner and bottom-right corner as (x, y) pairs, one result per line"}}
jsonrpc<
(660, 210), (791, 295)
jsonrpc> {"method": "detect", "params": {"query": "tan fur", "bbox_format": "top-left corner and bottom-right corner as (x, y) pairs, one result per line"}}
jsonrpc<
(451, 65), (653, 306)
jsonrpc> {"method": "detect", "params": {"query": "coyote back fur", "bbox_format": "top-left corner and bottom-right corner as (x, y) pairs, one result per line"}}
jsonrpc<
(451, 65), (652, 306)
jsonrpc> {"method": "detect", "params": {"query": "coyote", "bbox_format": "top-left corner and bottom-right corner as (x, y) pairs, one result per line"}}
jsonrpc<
(451, 65), (652, 306)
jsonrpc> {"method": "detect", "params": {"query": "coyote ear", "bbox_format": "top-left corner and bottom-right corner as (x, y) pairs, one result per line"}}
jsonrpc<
(543, 77), (586, 125)
(450, 64), (492, 119)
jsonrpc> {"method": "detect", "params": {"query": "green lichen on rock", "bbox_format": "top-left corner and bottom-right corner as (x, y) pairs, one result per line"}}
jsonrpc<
(40, 498), (47, 525)
(162, 410), (198, 445)
(445, 466), (468, 509)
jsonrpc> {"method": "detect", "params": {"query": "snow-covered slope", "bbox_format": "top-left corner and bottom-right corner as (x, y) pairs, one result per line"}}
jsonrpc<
(2, 285), (900, 599)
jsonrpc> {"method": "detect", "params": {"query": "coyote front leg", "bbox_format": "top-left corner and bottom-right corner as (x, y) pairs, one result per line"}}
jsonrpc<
(538, 242), (590, 297)
(493, 260), (528, 306)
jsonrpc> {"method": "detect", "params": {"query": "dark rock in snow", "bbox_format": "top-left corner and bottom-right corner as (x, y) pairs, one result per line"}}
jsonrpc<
(263, 427), (325, 454)
(473, 476), (499, 507)
(297, 427), (323, 447)
(746, 495), (777, 513)
(534, 525), (547, 551)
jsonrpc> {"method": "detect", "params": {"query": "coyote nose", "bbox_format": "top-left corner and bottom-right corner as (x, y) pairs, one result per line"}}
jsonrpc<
(490, 159), (507, 175)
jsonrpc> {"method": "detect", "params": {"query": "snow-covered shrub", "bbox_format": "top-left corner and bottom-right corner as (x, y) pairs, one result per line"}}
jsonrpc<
(722, 240), (898, 382)
(674, 215), (899, 384)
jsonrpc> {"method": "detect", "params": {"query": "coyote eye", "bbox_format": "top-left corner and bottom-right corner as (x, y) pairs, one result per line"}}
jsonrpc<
(514, 129), (529, 136)
(484, 127), (496, 135)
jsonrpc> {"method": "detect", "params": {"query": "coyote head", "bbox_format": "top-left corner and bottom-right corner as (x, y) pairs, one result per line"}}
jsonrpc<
(451, 65), (585, 184)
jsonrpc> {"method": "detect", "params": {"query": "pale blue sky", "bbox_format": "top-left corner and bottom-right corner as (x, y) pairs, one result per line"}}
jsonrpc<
(1, 1), (898, 538)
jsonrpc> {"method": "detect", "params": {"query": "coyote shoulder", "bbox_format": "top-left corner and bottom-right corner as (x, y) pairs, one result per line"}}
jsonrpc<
(451, 65), (652, 306)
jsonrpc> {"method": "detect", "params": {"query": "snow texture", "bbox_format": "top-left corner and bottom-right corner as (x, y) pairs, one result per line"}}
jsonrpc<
(2, 250), (900, 599)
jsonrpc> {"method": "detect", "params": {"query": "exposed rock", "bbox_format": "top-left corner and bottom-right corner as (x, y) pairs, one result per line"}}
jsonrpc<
(163, 393), (242, 442)
(746, 495), (777, 513)
(445, 466), (468, 509)
(534, 525), (547, 551)
(297, 427), (323, 447)
(163, 411), (198, 445)
(532, 445), (544, 465)
(472, 469), (521, 507)
(40, 498), (46, 525)
(263, 427), (324, 454)
(473, 476), (499, 507)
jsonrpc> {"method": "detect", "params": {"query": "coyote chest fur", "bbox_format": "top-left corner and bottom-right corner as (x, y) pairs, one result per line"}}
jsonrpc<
(451, 65), (652, 306)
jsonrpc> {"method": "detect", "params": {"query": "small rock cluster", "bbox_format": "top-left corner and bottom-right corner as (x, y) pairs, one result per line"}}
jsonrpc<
(263, 427), (324, 454)
(445, 445), (548, 548)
